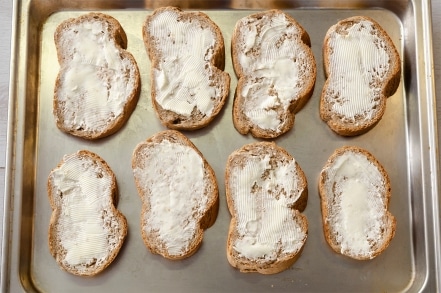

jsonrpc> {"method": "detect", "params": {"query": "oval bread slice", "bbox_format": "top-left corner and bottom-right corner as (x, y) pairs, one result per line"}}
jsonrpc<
(53, 12), (141, 139)
(143, 7), (230, 130)
(132, 130), (219, 259)
(225, 141), (308, 274)
(231, 10), (316, 139)
(319, 146), (396, 260)
(320, 16), (401, 136)
(47, 150), (128, 276)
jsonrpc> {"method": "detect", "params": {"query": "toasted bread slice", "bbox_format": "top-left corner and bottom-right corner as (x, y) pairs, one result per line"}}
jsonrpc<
(231, 10), (316, 139)
(143, 7), (230, 130)
(320, 16), (401, 136)
(53, 12), (140, 139)
(132, 130), (219, 259)
(47, 150), (127, 276)
(319, 146), (396, 260)
(225, 141), (308, 274)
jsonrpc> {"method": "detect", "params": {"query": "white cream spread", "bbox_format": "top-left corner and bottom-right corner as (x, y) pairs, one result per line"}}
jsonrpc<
(56, 18), (138, 133)
(321, 151), (389, 258)
(229, 153), (306, 261)
(51, 152), (121, 268)
(325, 20), (391, 123)
(236, 12), (314, 132)
(148, 10), (222, 116)
(133, 139), (208, 256)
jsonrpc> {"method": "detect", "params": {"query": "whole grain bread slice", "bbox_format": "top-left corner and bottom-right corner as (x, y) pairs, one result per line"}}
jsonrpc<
(320, 16), (401, 136)
(225, 141), (308, 274)
(319, 146), (396, 260)
(231, 10), (316, 139)
(132, 130), (219, 259)
(47, 150), (128, 276)
(53, 12), (141, 139)
(143, 7), (230, 130)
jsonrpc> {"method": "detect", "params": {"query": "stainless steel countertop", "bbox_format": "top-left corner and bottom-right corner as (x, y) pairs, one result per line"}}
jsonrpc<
(0, 0), (440, 285)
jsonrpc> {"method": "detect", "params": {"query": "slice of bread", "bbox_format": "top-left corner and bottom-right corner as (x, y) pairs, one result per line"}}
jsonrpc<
(231, 10), (316, 139)
(319, 146), (396, 260)
(53, 12), (141, 139)
(320, 16), (401, 136)
(225, 141), (308, 274)
(47, 150), (128, 276)
(143, 7), (230, 130)
(132, 130), (219, 259)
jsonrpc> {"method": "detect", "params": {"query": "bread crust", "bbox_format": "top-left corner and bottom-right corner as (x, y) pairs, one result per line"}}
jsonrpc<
(318, 146), (396, 260)
(320, 16), (401, 136)
(225, 141), (308, 274)
(47, 150), (128, 276)
(132, 130), (219, 260)
(53, 12), (141, 140)
(143, 7), (230, 130)
(231, 10), (316, 139)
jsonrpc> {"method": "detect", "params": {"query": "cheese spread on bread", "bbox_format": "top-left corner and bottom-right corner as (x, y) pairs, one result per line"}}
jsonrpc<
(326, 20), (390, 122)
(323, 152), (386, 255)
(226, 141), (308, 274)
(319, 146), (396, 260)
(54, 14), (139, 138)
(232, 10), (316, 138)
(48, 150), (127, 275)
(132, 130), (219, 259)
(230, 154), (306, 260)
(52, 156), (113, 265)
(133, 139), (207, 255)
(237, 13), (309, 131)
(320, 16), (401, 136)
(147, 10), (220, 116)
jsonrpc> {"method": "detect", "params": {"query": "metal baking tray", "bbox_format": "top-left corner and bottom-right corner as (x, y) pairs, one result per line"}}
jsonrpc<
(2, 0), (440, 292)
